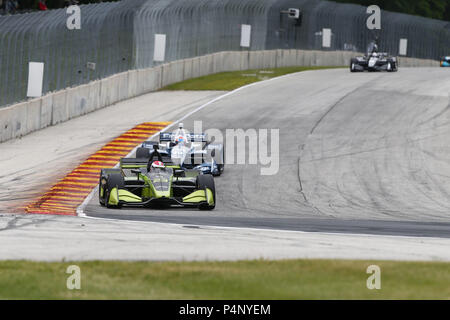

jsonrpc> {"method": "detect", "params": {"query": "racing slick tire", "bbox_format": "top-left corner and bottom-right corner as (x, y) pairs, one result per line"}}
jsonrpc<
(217, 164), (224, 175)
(99, 169), (121, 206)
(387, 60), (398, 72)
(197, 174), (216, 210)
(387, 63), (392, 72)
(212, 151), (224, 176)
(350, 59), (357, 73)
(136, 147), (150, 158)
(392, 62), (398, 72)
(99, 172), (106, 206)
(217, 148), (225, 175)
(105, 173), (124, 209)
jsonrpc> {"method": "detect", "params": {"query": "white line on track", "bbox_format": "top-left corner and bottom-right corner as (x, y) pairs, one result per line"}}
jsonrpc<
(76, 210), (450, 241)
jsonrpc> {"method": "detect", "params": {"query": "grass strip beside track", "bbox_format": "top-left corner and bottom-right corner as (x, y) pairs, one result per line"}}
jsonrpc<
(0, 259), (449, 299)
(162, 66), (344, 91)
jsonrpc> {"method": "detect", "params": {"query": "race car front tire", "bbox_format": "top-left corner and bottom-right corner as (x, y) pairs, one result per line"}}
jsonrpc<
(197, 174), (216, 210)
(217, 148), (225, 175)
(350, 60), (357, 72)
(392, 62), (398, 72)
(105, 173), (124, 209)
(99, 175), (106, 206)
(99, 169), (121, 206)
(387, 61), (398, 72)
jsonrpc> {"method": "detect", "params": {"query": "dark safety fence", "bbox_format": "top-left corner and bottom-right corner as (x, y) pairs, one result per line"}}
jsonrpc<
(0, 0), (449, 107)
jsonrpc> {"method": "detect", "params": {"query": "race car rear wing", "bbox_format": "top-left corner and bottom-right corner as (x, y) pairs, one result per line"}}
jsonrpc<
(120, 154), (176, 168)
(159, 132), (207, 142)
(120, 158), (148, 169)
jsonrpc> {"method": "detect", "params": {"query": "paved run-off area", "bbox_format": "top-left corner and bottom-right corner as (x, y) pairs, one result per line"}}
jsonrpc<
(1, 68), (450, 261)
(0, 91), (223, 213)
(25, 122), (170, 215)
(1, 214), (450, 261)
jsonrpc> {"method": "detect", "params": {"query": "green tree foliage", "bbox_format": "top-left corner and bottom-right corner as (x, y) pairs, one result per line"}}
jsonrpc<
(16, 0), (119, 11)
(10, 0), (450, 21)
(445, 1), (450, 20)
(332, 0), (450, 21)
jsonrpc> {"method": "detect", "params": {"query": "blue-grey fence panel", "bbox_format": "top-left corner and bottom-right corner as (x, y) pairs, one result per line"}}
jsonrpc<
(0, 1), (138, 107)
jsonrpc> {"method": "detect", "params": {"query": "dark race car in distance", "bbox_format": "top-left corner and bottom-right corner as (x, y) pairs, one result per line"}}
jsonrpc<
(350, 41), (398, 72)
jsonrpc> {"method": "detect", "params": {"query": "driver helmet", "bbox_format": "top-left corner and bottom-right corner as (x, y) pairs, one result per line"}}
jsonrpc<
(177, 136), (185, 143)
(151, 161), (165, 169)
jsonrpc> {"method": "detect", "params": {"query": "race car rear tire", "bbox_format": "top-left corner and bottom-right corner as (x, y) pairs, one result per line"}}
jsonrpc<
(105, 173), (124, 209)
(387, 62), (394, 72)
(197, 174), (215, 210)
(393, 62), (398, 72)
(136, 147), (150, 158)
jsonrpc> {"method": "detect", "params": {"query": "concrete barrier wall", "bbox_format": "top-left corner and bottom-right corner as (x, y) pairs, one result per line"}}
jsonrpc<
(398, 57), (440, 67)
(0, 50), (440, 143)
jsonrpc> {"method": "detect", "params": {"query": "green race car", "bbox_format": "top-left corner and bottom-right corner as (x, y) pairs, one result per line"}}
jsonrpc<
(98, 151), (216, 210)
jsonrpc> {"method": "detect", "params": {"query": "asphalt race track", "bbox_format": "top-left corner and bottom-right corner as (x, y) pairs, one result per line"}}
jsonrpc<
(85, 68), (450, 238)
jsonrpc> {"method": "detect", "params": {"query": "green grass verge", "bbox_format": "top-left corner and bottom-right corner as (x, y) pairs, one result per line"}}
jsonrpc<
(0, 259), (449, 299)
(162, 66), (343, 91)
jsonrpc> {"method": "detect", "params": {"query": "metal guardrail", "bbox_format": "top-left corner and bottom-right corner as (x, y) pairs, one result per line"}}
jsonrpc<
(0, 0), (449, 108)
